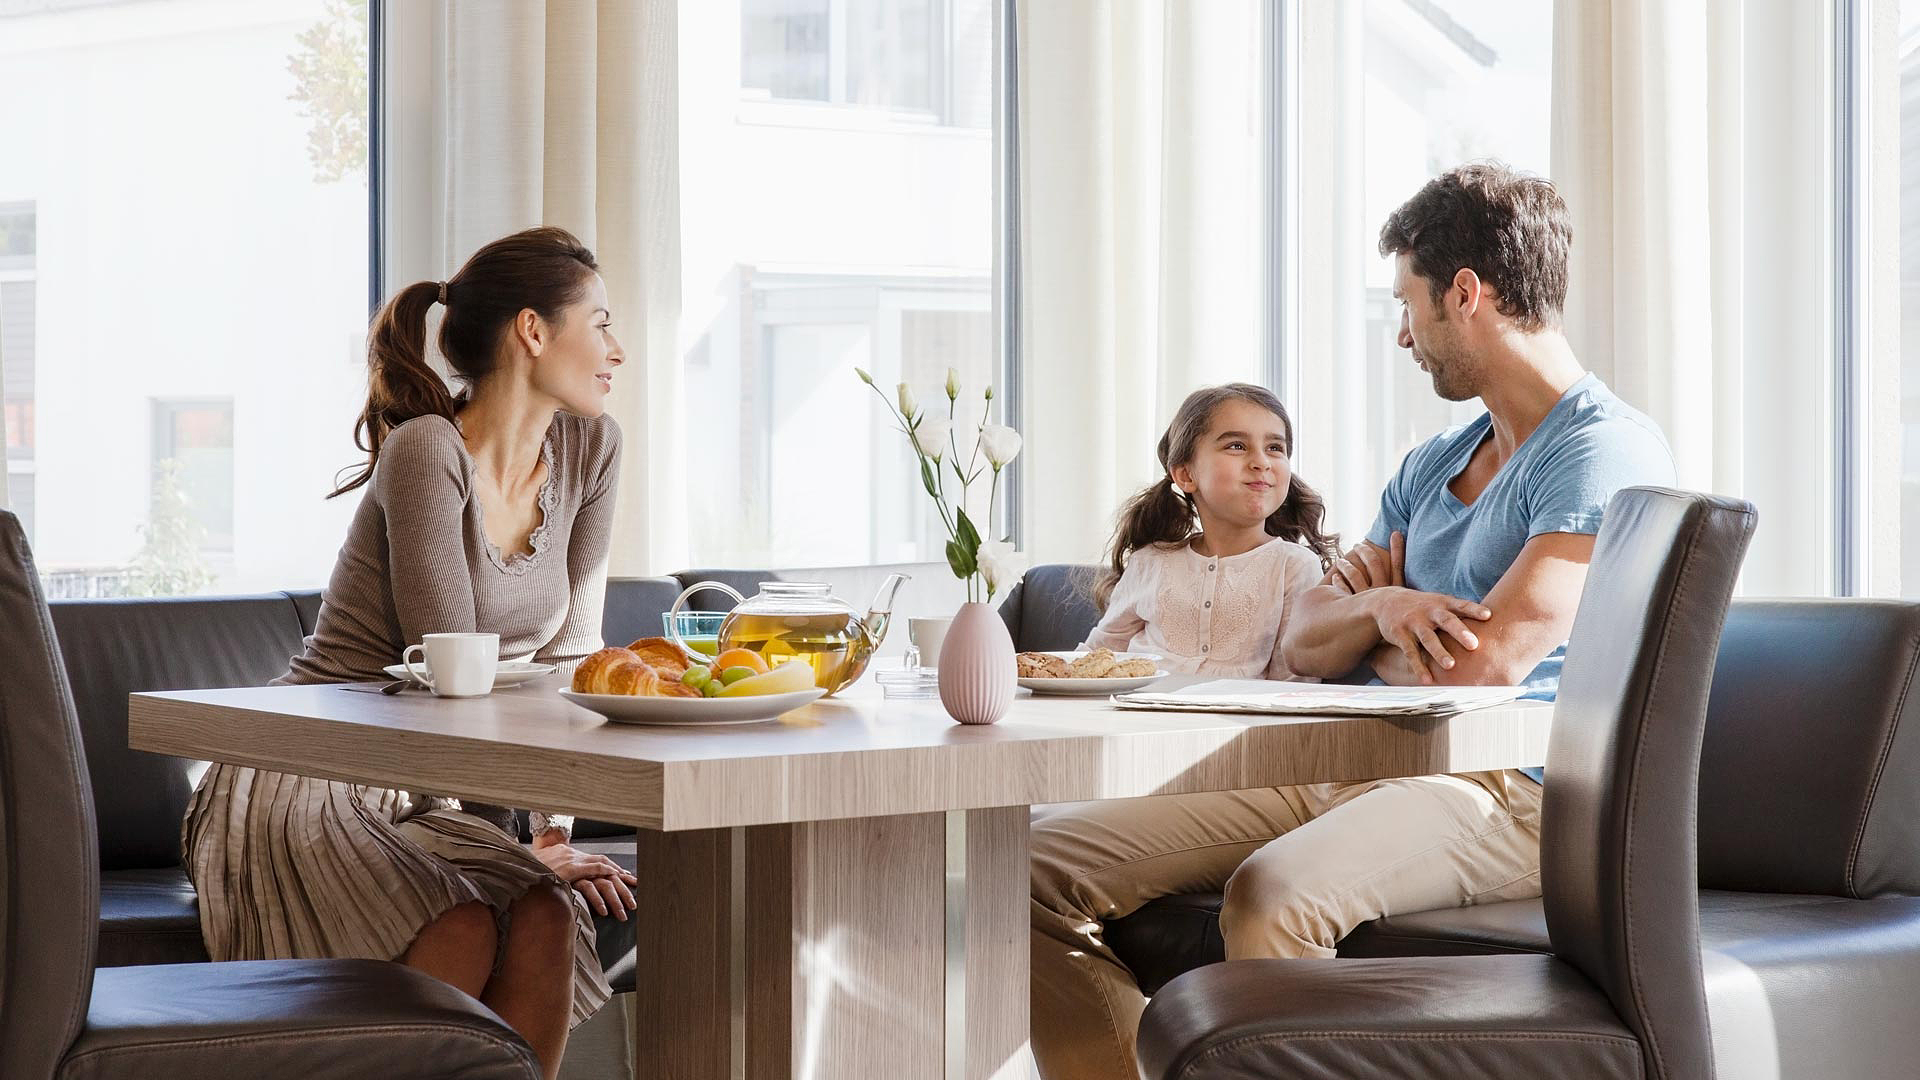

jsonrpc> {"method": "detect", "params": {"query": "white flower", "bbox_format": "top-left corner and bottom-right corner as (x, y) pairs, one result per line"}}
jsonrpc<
(945, 368), (961, 400)
(977, 541), (1030, 595)
(896, 382), (917, 419)
(977, 423), (1022, 468)
(912, 418), (954, 460)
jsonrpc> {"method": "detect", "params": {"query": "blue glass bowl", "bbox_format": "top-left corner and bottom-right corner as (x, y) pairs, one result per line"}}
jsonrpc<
(662, 610), (727, 660)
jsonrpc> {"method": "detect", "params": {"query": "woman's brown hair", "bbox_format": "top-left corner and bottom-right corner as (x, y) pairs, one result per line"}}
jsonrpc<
(1096, 383), (1339, 607)
(328, 226), (600, 497)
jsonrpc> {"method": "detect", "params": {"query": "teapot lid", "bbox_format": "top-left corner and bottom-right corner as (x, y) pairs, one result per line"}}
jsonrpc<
(756, 581), (831, 597)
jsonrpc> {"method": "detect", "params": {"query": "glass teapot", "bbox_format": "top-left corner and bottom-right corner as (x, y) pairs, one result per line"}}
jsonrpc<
(667, 573), (908, 696)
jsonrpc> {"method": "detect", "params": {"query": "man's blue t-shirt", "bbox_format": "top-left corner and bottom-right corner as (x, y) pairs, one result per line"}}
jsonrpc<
(1365, 373), (1676, 780)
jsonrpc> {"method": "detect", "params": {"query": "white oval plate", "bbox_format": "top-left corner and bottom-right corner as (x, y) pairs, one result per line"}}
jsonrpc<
(385, 660), (556, 690)
(1018, 651), (1169, 696)
(558, 687), (828, 726)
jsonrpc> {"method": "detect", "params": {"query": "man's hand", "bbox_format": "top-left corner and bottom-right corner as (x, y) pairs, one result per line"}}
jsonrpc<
(1327, 533), (1407, 594)
(1367, 587), (1492, 684)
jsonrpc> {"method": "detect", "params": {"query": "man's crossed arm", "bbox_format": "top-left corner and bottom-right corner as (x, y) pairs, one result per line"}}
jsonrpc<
(1281, 531), (1596, 686)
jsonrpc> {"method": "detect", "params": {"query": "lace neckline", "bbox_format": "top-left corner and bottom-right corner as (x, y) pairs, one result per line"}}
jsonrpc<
(452, 415), (560, 577)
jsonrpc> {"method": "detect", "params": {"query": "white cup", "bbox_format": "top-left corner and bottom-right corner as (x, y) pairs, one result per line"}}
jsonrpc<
(402, 632), (500, 697)
(909, 617), (952, 669)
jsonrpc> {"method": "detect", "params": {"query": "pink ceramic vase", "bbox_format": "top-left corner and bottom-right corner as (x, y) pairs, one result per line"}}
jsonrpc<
(937, 600), (1015, 725)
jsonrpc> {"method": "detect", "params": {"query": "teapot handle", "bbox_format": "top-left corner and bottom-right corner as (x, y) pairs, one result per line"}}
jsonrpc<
(666, 581), (746, 660)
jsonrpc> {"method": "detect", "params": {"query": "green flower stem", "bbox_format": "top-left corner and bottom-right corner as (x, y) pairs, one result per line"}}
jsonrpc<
(862, 379), (958, 539)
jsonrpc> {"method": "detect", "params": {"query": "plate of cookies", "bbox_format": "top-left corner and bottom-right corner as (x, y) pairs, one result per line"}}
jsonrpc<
(1016, 647), (1168, 696)
(559, 637), (827, 725)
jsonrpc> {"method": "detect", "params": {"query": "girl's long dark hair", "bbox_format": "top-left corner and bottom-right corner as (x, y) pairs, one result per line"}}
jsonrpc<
(1096, 383), (1339, 607)
(329, 226), (599, 497)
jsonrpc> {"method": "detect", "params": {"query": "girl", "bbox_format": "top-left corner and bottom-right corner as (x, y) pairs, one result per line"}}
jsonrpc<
(183, 227), (633, 1080)
(1082, 382), (1337, 678)
(1036, 384), (1347, 1080)
(1031, 382), (1542, 1080)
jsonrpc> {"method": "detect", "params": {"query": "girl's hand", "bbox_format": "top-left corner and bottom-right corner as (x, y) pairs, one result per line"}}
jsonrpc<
(533, 842), (639, 921)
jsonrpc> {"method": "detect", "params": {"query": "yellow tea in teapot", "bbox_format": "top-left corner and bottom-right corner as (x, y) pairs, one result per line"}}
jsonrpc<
(720, 610), (891, 694)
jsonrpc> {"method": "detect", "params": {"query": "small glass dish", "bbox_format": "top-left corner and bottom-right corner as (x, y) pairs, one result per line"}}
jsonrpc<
(661, 610), (727, 661)
(875, 652), (941, 699)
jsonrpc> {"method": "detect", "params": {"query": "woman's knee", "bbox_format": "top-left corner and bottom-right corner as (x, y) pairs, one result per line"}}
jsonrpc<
(411, 900), (500, 967)
(436, 900), (499, 944)
(509, 882), (577, 945)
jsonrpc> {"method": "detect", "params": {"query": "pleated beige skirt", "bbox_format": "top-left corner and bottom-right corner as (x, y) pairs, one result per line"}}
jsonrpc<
(182, 763), (612, 1028)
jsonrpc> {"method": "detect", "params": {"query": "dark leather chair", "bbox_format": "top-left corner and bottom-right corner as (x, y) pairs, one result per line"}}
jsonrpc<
(1137, 487), (1757, 1079)
(0, 510), (541, 1080)
(1109, 598), (1920, 1075)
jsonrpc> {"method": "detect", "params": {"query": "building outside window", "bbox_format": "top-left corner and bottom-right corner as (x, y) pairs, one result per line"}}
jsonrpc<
(0, 0), (372, 597)
(1, 199), (33, 549)
(682, 0), (997, 568)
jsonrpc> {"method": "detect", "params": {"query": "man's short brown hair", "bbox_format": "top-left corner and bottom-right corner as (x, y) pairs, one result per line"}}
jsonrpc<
(1378, 162), (1571, 332)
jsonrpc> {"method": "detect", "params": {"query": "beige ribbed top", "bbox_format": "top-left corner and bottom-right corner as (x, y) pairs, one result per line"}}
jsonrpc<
(286, 410), (621, 685)
(281, 409), (621, 837)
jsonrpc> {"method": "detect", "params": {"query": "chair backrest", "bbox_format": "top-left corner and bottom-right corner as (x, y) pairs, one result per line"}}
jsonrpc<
(1541, 488), (1755, 1080)
(0, 511), (100, 1078)
(1698, 598), (1920, 898)
(998, 563), (1104, 651)
(50, 593), (306, 869)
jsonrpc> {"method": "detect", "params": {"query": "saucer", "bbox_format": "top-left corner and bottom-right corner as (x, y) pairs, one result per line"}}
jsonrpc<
(384, 660), (555, 690)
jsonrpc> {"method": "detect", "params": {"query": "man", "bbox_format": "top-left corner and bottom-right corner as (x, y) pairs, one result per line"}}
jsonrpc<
(1028, 162), (1675, 1080)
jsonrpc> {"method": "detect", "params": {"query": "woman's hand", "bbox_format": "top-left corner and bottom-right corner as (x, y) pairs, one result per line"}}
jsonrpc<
(533, 841), (639, 921)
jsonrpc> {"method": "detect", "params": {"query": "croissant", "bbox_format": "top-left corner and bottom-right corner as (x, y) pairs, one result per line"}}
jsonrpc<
(573, 646), (703, 698)
(624, 636), (692, 679)
(574, 647), (653, 694)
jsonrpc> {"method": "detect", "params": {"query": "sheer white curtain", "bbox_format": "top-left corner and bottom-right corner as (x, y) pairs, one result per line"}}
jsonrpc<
(1550, 0), (1849, 595)
(1015, 0), (1266, 565)
(386, 0), (685, 576)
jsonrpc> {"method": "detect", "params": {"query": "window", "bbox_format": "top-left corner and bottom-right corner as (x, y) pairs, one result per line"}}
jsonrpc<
(1, 202), (33, 545)
(741, 0), (991, 126)
(0, 0), (372, 596)
(682, 0), (997, 568)
(152, 399), (237, 555)
(1899, 4), (1920, 595)
(1296, 0), (1554, 544)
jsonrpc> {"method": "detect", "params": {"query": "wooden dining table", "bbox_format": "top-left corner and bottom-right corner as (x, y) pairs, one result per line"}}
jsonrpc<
(128, 674), (1551, 1080)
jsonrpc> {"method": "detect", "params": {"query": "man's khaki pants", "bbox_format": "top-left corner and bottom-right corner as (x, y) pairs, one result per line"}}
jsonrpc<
(1029, 770), (1544, 1080)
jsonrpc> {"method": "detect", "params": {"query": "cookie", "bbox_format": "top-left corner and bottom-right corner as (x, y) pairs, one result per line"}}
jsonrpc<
(1068, 648), (1121, 679)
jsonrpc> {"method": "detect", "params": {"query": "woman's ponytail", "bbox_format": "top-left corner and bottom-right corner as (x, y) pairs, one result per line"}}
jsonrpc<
(329, 280), (456, 497)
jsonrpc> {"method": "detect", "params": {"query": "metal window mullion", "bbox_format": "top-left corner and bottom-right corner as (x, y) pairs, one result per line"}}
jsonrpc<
(1264, 0), (1299, 410)
(1834, 0), (1866, 596)
(369, 0), (386, 318)
(995, 0), (1022, 549)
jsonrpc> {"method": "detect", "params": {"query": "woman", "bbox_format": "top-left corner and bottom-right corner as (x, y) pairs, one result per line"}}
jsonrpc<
(183, 226), (634, 1079)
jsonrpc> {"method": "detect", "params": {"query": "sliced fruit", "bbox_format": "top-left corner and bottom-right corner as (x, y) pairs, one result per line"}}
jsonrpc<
(712, 648), (770, 675)
(718, 665), (757, 686)
(716, 660), (817, 697)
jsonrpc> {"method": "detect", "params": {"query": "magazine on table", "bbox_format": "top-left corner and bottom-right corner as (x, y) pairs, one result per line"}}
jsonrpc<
(1110, 680), (1530, 717)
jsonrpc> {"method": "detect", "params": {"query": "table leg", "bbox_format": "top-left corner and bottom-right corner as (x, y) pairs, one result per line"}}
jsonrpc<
(629, 807), (1034, 1080)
